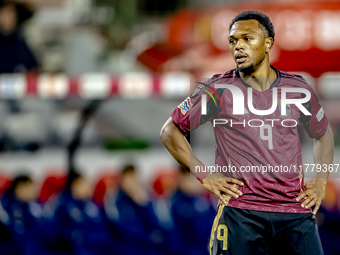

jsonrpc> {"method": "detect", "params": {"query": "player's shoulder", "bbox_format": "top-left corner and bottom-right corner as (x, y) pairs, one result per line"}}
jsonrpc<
(278, 70), (312, 89)
(207, 69), (237, 85)
(193, 69), (236, 97)
(279, 70), (306, 82)
(212, 69), (236, 79)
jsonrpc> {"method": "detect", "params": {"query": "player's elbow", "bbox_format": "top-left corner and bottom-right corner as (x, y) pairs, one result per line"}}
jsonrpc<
(160, 122), (170, 145)
(160, 118), (175, 145)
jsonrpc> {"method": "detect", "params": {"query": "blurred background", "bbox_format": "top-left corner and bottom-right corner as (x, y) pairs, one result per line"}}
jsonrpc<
(0, 0), (339, 254)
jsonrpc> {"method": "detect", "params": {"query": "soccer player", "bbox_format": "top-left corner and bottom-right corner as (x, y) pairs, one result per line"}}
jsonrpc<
(160, 10), (334, 255)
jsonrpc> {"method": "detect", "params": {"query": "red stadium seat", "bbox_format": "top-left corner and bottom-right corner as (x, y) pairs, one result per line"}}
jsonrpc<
(0, 174), (12, 196)
(151, 166), (177, 197)
(39, 170), (67, 203)
(93, 171), (117, 205)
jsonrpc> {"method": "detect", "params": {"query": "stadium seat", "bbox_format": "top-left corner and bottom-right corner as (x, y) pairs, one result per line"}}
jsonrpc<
(0, 175), (11, 196)
(151, 166), (177, 197)
(93, 171), (117, 205)
(39, 171), (67, 203)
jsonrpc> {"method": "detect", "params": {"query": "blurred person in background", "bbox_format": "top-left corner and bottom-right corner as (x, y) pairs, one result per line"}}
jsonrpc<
(0, 0), (38, 74)
(43, 171), (112, 255)
(0, 0), (39, 114)
(105, 164), (164, 255)
(0, 174), (45, 255)
(150, 169), (176, 233)
(166, 166), (216, 255)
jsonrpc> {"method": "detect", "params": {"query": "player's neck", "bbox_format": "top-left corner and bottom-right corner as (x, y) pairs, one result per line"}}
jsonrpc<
(239, 61), (276, 92)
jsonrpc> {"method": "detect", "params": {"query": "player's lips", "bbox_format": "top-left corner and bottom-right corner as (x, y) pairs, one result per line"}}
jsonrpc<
(235, 53), (248, 63)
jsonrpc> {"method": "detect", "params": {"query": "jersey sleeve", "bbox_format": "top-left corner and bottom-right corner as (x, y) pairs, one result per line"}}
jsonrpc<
(170, 78), (220, 135)
(300, 86), (328, 139)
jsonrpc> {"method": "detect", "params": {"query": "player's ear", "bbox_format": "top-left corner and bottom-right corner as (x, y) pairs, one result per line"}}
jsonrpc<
(265, 37), (274, 53)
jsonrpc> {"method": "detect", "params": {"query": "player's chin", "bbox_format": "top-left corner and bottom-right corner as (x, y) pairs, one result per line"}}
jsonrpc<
(238, 63), (254, 74)
(237, 60), (250, 69)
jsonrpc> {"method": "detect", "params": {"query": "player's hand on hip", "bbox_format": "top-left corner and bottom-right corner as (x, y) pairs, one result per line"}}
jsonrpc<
(201, 172), (244, 206)
(296, 182), (327, 215)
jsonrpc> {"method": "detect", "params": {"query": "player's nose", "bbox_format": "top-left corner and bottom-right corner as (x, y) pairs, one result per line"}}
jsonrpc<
(235, 39), (245, 51)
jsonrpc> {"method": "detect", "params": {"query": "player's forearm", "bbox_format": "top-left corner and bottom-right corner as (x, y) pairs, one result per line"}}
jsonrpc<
(160, 117), (204, 176)
(313, 124), (334, 186)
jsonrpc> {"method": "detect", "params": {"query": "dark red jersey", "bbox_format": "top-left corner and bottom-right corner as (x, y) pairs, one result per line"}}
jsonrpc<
(171, 66), (328, 213)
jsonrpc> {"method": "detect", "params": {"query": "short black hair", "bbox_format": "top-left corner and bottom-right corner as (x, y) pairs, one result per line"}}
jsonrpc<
(229, 10), (275, 42)
(121, 164), (136, 175)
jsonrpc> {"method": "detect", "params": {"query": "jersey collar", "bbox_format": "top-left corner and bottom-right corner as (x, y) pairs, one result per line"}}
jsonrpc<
(235, 65), (281, 89)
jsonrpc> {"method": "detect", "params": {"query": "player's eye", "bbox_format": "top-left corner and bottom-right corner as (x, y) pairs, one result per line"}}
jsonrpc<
(229, 39), (236, 44)
(244, 37), (252, 41)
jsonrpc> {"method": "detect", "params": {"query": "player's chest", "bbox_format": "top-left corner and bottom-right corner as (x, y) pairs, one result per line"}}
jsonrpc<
(216, 87), (301, 128)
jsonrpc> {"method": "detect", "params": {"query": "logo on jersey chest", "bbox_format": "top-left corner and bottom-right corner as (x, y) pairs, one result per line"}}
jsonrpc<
(200, 85), (311, 116)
